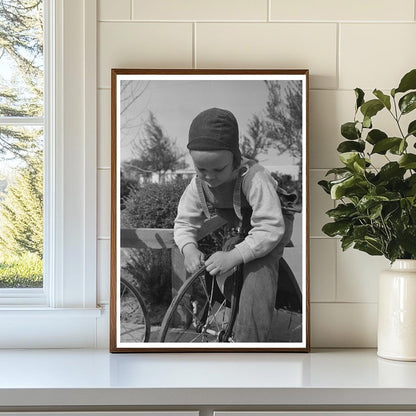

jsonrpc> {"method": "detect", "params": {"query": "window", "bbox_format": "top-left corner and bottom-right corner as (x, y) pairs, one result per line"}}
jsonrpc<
(0, 0), (44, 294)
(0, 0), (100, 348)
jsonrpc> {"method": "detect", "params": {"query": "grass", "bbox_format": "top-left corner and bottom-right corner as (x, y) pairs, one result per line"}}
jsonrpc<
(0, 252), (43, 288)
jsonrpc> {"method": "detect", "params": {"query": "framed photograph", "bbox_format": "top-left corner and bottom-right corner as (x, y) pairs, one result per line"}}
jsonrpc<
(110, 69), (310, 352)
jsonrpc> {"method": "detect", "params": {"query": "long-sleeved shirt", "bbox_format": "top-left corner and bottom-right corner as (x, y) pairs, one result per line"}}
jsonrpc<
(174, 160), (286, 264)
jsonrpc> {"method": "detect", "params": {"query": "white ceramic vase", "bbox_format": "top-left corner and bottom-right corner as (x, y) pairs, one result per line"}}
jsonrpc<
(378, 259), (416, 361)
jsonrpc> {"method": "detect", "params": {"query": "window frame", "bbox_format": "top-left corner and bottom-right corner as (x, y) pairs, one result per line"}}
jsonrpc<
(0, 0), (100, 348)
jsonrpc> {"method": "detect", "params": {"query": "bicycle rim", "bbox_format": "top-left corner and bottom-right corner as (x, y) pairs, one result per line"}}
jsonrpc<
(158, 266), (234, 343)
(120, 278), (151, 343)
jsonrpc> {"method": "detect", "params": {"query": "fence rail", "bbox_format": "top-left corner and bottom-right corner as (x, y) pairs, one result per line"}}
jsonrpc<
(120, 215), (227, 250)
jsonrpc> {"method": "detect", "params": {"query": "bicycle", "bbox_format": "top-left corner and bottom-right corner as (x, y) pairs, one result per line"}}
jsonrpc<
(119, 217), (302, 344)
(157, 254), (301, 343)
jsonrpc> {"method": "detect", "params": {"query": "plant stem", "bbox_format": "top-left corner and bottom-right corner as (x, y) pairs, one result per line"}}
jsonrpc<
(391, 97), (406, 139)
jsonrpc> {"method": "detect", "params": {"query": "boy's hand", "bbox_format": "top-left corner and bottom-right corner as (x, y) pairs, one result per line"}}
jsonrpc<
(205, 249), (243, 276)
(182, 244), (205, 274)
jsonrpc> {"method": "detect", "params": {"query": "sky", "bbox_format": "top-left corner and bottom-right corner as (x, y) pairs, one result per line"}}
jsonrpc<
(119, 79), (302, 172)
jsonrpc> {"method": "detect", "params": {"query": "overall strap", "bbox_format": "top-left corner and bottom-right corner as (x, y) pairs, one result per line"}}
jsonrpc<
(195, 177), (211, 219)
(232, 170), (244, 221)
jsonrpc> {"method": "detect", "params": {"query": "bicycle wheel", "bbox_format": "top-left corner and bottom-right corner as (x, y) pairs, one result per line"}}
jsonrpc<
(158, 266), (239, 343)
(120, 278), (151, 343)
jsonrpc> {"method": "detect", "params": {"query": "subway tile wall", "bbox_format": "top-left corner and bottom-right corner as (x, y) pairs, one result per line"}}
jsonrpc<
(96, 0), (416, 347)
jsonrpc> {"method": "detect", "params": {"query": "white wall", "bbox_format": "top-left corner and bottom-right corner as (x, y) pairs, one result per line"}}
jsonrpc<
(96, 0), (416, 348)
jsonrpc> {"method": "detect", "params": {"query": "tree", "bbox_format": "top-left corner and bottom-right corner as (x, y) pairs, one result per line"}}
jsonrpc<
(264, 80), (303, 160)
(0, 153), (43, 258)
(0, 0), (44, 280)
(130, 111), (186, 182)
(240, 114), (269, 161)
(0, 0), (43, 161)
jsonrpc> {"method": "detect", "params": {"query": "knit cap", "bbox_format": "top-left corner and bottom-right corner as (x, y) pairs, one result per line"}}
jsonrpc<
(187, 107), (241, 166)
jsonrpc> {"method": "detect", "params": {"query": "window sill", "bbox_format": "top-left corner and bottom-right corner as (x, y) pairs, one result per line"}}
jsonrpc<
(0, 307), (103, 348)
(0, 349), (415, 410)
(0, 306), (102, 316)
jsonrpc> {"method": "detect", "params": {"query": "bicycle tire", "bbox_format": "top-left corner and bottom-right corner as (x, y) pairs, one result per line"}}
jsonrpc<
(158, 265), (239, 343)
(120, 277), (151, 343)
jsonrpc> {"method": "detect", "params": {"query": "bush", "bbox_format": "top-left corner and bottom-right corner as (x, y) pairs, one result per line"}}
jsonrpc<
(121, 178), (190, 324)
(0, 155), (43, 258)
(0, 252), (43, 288)
(121, 177), (189, 228)
(122, 248), (171, 325)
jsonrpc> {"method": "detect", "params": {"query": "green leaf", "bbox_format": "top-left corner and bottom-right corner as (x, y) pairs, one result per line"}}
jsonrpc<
(366, 129), (388, 145)
(339, 152), (361, 167)
(398, 139), (408, 155)
(355, 88), (365, 110)
(341, 235), (355, 251)
(398, 227), (416, 255)
(341, 122), (361, 140)
(337, 140), (365, 153)
(360, 99), (384, 119)
(325, 167), (352, 176)
(408, 120), (416, 137)
(330, 175), (366, 200)
(318, 180), (331, 194)
(326, 203), (357, 220)
(386, 240), (403, 262)
(353, 158), (366, 174)
(363, 116), (372, 129)
(399, 154), (416, 169)
(369, 203), (383, 220)
(373, 89), (391, 110)
(377, 162), (406, 182)
(405, 175), (416, 197)
(353, 224), (374, 240)
(354, 241), (383, 256)
(395, 69), (416, 94)
(357, 195), (389, 212)
(399, 92), (416, 115)
(322, 221), (351, 237)
(371, 137), (402, 154)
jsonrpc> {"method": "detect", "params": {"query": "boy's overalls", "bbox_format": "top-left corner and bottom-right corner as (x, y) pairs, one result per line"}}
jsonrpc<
(195, 161), (295, 342)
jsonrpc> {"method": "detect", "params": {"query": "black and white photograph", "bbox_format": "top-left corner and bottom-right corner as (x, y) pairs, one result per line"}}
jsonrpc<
(110, 69), (309, 352)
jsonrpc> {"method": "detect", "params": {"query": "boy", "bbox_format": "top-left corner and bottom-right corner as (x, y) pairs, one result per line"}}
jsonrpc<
(174, 107), (294, 342)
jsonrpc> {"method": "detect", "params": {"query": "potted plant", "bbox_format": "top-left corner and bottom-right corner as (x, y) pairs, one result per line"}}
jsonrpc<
(319, 68), (416, 361)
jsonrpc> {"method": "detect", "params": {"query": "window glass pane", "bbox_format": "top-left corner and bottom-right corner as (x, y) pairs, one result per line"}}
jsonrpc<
(0, 0), (44, 291)
(0, 126), (43, 288)
(0, 0), (44, 117)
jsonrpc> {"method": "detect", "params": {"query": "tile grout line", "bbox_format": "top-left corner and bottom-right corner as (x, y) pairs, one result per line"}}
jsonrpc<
(311, 301), (378, 305)
(336, 22), (341, 90)
(193, 22), (197, 69)
(98, 19), (415, 24)
(333, 229), (339, 303)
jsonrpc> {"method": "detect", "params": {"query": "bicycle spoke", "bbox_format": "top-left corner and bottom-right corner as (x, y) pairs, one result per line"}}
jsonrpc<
(159, 266), (237, 343)
(198, 273), (210, 300)
(206, 299), (227, 333)
(120, 279), (150, 343)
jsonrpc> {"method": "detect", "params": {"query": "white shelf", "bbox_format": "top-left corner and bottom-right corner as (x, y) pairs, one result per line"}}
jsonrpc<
(0, 348), (415, 408)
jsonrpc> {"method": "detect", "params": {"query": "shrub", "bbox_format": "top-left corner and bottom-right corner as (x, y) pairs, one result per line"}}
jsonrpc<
(121, 177), (190, 324)
(121, 177), (189, 228)
(0, 252), (43, 288)
(122, 248), (171, 325)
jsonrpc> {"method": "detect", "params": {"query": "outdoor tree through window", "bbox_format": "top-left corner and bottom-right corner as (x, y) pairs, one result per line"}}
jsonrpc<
(0, 0), (44, 288)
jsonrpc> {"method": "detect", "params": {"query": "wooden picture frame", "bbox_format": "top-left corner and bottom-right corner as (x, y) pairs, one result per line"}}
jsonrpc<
(110, 69), (310, 352)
